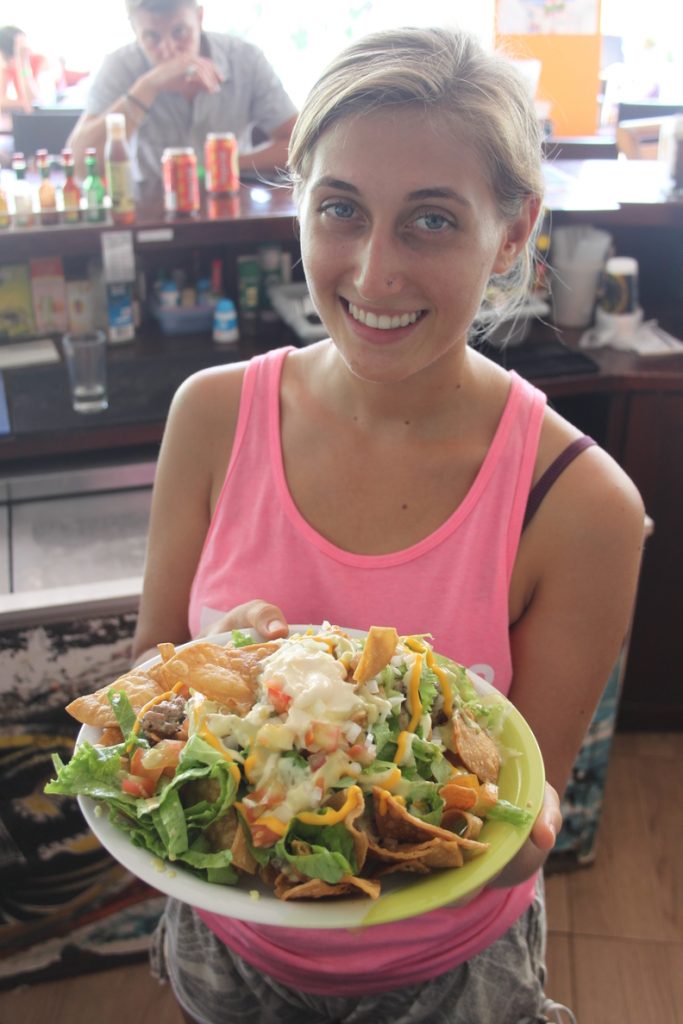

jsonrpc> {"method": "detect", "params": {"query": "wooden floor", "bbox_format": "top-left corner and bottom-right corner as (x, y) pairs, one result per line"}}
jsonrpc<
(1, 732), (681, 1024)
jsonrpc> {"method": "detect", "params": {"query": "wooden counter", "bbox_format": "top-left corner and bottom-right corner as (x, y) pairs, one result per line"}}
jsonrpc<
(0, 160), (682, 730)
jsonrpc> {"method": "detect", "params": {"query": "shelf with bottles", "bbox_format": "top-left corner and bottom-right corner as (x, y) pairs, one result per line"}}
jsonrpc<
(0, 236), (299, 352)
(0, 148), (115, 238)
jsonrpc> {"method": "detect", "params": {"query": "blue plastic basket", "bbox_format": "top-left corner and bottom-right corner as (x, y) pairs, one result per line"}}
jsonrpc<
(151, 302), (213, 336)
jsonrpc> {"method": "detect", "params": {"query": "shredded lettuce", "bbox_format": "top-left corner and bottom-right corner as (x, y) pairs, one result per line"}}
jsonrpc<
(486, 799), (534, 827)
(402, 780), (444, 826)
(418, 665), (439, 718)
(46, 731), (240, 881)
(230, 629), (255, 648)
(108, 688), (139, 738)
(45, 742), (126, 801)
(275, 820), (356, 883)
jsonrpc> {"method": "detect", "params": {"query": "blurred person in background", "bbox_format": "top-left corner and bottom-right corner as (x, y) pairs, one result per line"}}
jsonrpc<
(67, 0), (297, 199)
(0, 25), (58, 115)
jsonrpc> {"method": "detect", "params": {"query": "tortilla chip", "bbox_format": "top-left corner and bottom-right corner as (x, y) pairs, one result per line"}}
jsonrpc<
(231, 821), (258, 875)
(157, 642), (176, 663)
(450, 709), (501, 784)
(96, 726), (124, 747)
(367, 835), (465, 871)
(371, 787), (465, 845)
(324, 788), (369, 873)
(205, 807), (238, 852)
(352, 626), (399, 684)
(150, 641), (278, 715)
(274, 873), (381, 901)
(441, 808), (485, 840)
(65, 668), (166, 727)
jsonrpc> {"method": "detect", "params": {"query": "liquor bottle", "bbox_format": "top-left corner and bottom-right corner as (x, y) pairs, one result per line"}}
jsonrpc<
(61, 148), (82, 224)
(0, 181), (9, 229)
(11, 152), (35, 228)
(104, 112), (135, 226)
(36, 149), (59, 226)
(82, 148), (107, 222)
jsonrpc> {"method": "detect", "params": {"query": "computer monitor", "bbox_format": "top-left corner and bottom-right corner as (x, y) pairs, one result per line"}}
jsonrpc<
(10, 109), (82, 159)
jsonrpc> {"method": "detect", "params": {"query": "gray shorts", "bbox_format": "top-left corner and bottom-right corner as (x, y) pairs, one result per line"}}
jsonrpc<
(151, 875), (575, 1024)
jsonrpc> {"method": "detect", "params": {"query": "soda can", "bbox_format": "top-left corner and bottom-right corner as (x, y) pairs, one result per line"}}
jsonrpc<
(204, 132), (239, 196)
(207, 194), (240, 220)
(162, 147), (200, 216)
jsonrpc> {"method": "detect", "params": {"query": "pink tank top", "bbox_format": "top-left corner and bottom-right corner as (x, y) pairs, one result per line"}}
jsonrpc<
(190, 346), (547, 996)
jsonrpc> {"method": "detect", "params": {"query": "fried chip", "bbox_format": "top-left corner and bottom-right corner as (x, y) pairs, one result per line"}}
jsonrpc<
(352, 626), (399, 684)
(150, 641), (278, 716)
(157, 642), (176, 663)
(231, 821), (258, 875)
(274, 873), (381, 901)
(65, 668), (166, 728)
(367, 835), (465, 872)
(441, 808), (485, 840)
(371, 787), (466, 846)
(450, 708), (501, 784)
(324, 787), (369, 873)
(96, 726), (124, 747)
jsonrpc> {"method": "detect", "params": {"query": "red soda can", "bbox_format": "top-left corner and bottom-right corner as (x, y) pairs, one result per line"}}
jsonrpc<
(204, 132), (239, 196)
(162, 147), (200, 216)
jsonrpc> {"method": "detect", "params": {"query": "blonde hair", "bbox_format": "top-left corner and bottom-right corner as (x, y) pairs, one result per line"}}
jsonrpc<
(288, 27), (545, 330)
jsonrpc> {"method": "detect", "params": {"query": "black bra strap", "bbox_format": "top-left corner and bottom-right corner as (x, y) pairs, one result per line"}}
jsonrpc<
(523, 436), (597, 531)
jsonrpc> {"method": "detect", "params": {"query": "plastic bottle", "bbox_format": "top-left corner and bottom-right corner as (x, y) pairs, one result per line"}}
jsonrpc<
(213, 297), (240, 344)
(104, 112), (135, 226)
(11, 152), (35, 228)
(82, 148), (107, 222)
(61, 148), (82, 224)
(36, 149), (59, 226)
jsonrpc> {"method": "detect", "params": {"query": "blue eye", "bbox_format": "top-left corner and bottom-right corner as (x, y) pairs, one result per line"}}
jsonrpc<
(322, 200), (356, 220)
(415, 212), (452, 231)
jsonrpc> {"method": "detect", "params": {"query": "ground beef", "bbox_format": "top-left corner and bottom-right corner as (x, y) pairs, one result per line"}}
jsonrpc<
(140, 694), (186, 742)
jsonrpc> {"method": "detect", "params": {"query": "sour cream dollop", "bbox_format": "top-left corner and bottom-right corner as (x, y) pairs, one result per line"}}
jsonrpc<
(261, 641), (363, 736)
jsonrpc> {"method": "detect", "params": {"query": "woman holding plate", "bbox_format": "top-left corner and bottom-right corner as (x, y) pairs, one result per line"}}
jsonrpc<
(132, 26), (644, 1024)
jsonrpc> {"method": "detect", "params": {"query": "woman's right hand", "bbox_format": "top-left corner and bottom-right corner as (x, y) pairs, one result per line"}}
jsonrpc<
(198, 600), (290, 641)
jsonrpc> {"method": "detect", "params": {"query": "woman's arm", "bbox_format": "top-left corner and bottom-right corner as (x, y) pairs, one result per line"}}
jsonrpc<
(492, 442), (645, 887)
(131, 363), (246, 664)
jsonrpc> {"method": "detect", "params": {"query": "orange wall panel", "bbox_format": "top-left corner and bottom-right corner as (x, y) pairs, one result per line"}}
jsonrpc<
(496, 32), (602, 137)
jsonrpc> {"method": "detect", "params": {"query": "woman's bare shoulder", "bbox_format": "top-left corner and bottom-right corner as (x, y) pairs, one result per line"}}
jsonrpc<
(167, 360), (248, 437)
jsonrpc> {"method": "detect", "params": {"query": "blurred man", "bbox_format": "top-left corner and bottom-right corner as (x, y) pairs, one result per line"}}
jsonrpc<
(67, 0), (297, 198)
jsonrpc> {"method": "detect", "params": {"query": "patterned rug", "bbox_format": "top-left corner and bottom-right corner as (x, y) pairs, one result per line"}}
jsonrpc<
(0, 612), (164, 990)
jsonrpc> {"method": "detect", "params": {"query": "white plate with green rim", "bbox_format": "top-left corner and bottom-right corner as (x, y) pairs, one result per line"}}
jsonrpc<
(77, 625), (545, 929)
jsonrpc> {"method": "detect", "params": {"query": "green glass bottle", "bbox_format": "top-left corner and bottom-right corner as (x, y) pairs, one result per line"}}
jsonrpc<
(82, 147), (107, 223)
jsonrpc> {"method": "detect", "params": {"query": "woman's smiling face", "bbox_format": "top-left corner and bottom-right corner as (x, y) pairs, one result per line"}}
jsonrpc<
(298, 106), (527, 384)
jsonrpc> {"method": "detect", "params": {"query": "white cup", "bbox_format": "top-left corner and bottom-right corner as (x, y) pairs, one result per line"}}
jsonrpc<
(62, 330), (109, 414)
(550, 263), (604, 329)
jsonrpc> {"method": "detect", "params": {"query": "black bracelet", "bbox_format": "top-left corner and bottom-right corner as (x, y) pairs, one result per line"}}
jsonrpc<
(126, 92), (150, 115)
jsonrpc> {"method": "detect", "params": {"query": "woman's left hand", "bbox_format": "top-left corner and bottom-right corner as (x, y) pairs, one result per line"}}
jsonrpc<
(488, 781), (562, 889)
(530, 781), (562, 852)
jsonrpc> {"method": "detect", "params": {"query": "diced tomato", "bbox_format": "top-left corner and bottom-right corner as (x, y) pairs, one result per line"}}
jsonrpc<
(130, 747), (162, 781)
(265, 681), (292, 716)
(250, 823), (283, 849)
(121, 774), (157, 798)
(305, 721), (341, 753)
(129, 739), (184, 784)
(347, 742), (375, 766)
(241, 785), (285, 823)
